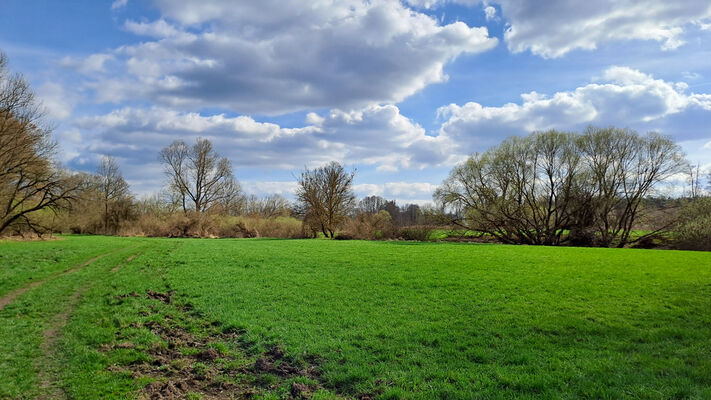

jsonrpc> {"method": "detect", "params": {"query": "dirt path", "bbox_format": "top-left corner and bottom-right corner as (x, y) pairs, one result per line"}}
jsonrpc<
(0, 246), (132, 311)
(35, 288), (88, 400)
(110, 253), (140, 273)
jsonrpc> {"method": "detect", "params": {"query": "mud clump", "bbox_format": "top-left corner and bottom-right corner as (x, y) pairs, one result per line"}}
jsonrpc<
(196, 347), (219, 361)
(146, 289), (174, 304)
(103, 289), (326, 400)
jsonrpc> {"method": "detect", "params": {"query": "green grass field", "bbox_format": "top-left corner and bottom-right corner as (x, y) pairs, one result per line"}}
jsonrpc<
(1, 236), (710, 399)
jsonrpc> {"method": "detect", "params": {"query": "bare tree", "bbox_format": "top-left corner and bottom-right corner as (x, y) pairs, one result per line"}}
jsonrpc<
(435, 127), (686, 247)
(578, 127), (686, 247)
(96, 155), (132, 233)
(686, 162), (703, 199)
(296, 162), (355, 238)
(435, 130), (583, 245)
(159, 138), (240, 213)
(242, 194), (291, 218)
(358, 195), (387, 214)
(0, 52), (79, 235)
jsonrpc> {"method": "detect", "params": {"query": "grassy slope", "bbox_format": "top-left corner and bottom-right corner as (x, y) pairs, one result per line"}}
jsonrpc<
(1, 236), (710, 399)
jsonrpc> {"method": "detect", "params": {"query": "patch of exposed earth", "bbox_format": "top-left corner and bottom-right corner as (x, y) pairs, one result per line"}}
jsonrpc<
(104, 289), (325, 400)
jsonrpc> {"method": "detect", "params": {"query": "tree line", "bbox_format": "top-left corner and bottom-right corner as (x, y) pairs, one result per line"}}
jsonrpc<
(2, 51), (710, 249)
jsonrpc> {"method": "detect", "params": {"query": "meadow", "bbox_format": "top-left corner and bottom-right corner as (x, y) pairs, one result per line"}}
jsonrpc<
(1, 236), (710, 399)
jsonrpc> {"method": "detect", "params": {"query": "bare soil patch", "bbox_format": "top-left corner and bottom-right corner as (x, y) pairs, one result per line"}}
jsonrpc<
(111, 253), (140, 273)
(105, 290), (324, 400)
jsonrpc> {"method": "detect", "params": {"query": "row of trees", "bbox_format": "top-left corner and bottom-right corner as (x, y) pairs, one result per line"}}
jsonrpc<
(1, 50), (709, 248)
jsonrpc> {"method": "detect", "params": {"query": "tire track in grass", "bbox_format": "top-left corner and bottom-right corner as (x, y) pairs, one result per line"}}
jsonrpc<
(34, 244), (150, 399)
(0, 245), (135, 311)
(110, 252), (141, 273)
(35, 287), (87, 400)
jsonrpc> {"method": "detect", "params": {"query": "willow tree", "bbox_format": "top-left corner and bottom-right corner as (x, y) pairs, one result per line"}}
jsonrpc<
(435, 127), (686, 247)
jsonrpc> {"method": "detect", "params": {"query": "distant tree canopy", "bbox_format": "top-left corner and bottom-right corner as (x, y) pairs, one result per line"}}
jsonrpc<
(296, 161), (355, 238)
(159, 137), (241, 213)
(0, 52), (80, 235)
(435, 127), (687, 247)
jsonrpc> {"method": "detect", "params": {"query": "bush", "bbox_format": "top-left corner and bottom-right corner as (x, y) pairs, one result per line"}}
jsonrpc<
(119, 213), (303, 239)
(673, 197), (711, 251)
(341, 210), (395, 239)
(398, 226), (434, 241)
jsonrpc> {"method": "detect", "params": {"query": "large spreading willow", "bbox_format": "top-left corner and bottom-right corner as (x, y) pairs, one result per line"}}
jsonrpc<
(435, 127), (687, 247)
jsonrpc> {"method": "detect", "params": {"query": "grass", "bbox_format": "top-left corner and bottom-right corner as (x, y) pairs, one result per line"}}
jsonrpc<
(1, 236), (710, 399)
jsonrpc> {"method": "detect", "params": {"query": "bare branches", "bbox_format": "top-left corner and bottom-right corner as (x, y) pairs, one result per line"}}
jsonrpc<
(159, 137), (240, 213)
(296, 162), (355, 238)
(435, 127), (686, 247)
(0, 51), (79, 236)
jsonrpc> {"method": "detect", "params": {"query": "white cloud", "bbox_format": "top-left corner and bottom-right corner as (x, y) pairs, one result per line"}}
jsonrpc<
(682, 71), (702, 80)
(60, 53), (113, 74)
(241, 181), (299, 197)
(67, 0), (497, 115)
(111, 0), (128, 10)
(69, 104), (456, 189)
(236, 180), (437, 203)
(124, 19), (182, 38)
(493, 0), (711, 58)
(37, 82), (76, 120)
(484, 6), (497, 21)
(354, 181), (438, 199)
(438, 66), (711, 153)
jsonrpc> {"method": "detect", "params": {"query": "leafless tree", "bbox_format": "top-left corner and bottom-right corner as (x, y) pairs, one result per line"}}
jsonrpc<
(159, 137), (240, 213)
(0, 52), (79, 235)
(96, 155), (132, 233)
(296, 161), (355, 238)
(578, 127), (686, 247)
(435, 130), (583, 245)
(686, 162), (703, 199)
(435, 127), (686, 247)
(358, 195), (387, 214)
(242, 194), (291, 218)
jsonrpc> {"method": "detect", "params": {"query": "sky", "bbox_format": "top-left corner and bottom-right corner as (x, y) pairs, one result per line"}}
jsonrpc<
(1, 0), (710, 204)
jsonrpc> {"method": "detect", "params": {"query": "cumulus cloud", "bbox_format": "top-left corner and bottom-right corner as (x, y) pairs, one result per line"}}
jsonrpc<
(68, 104), (456, 191)
(407, 0), (711, 58)
(66, 0), (496, 115)
(494, 0), (711, 58)
(438, 66), (711, 153)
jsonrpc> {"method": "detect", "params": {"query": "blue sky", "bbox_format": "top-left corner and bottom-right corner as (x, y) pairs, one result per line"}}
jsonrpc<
(1, 0), (710, 203)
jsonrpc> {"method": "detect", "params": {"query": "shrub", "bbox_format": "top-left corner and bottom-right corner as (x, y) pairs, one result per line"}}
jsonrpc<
(398, 226), (434, 241)
(673, 197), (711, 251)
(341, 210), (394, 240)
